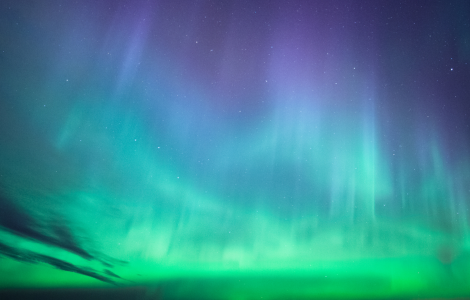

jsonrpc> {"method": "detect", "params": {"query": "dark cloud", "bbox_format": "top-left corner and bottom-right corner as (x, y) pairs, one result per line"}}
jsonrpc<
(37, 254), (116, 285)
(98, 259), (114, 268)
(0, 191), (130, 277)
(95, 254), (129, 268)
(0, 193), (93, 260)
(51, 222), (94, 260)
(104, 269), (122, 279)
(0, 242), (38, 264)
(0, 241), (116, 285)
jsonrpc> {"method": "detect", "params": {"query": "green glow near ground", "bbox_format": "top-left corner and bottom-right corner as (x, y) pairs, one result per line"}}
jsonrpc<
(1, 100), (469, 298)
(1, 1), (470, 299)
(2, 257), (470, 299)
(1, 101), (470, 298)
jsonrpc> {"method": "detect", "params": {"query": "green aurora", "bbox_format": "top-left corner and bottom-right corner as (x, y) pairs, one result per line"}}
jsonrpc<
(1, 0), (470, 299)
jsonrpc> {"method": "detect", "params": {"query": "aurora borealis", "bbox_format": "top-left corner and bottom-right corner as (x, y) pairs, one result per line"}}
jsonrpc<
(1, 0), (470, 299)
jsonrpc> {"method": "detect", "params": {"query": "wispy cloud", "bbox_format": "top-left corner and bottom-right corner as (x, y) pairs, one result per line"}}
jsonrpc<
(0, 241), (117, 284)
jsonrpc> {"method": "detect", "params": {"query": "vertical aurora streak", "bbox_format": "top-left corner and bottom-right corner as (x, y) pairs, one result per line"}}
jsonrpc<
(1, 1), (470, 299)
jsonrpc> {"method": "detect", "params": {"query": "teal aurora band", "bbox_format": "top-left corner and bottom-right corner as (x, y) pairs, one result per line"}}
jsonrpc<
(1, 0), (470, 299)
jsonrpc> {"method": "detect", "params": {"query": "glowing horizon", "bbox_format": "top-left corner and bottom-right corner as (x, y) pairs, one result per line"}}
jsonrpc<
(1, 1), (470, 299)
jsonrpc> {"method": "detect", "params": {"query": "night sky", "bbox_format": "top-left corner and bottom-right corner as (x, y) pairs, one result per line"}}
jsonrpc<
(1, 1), (470, 299)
